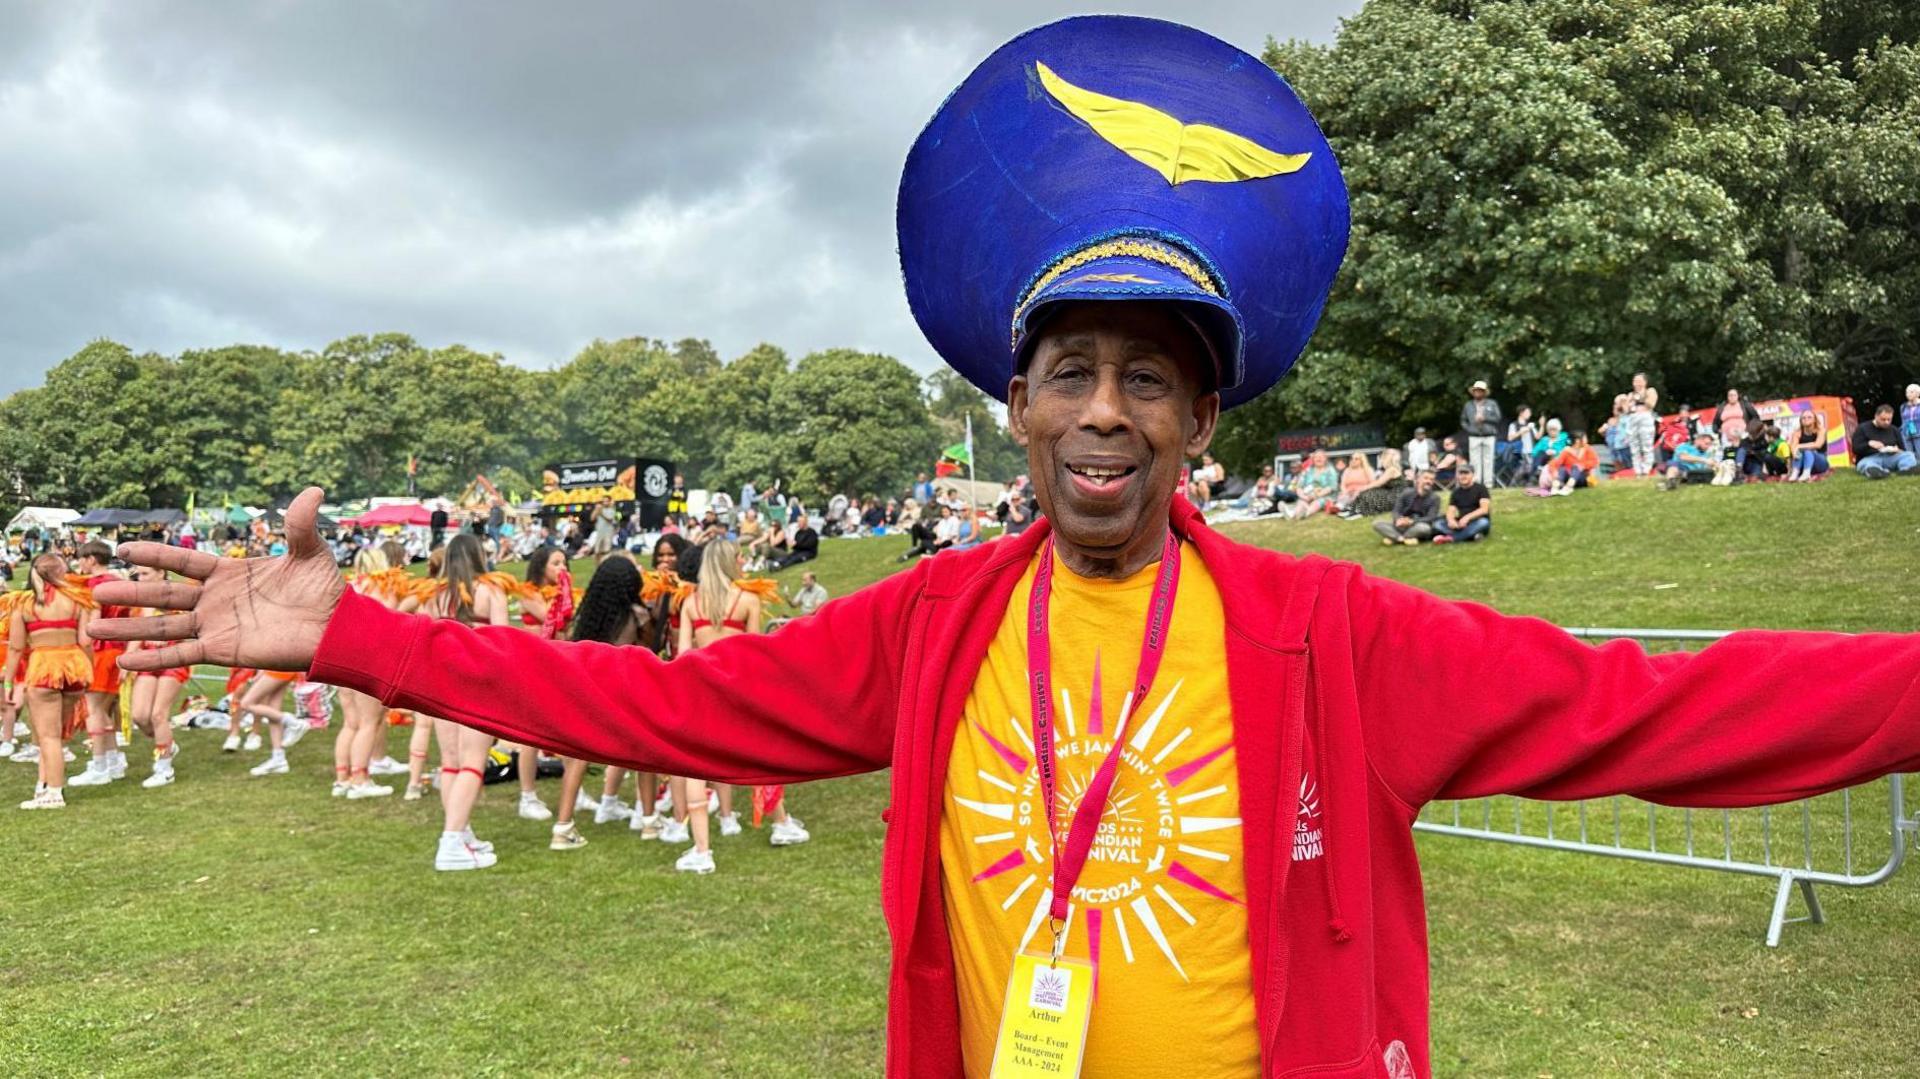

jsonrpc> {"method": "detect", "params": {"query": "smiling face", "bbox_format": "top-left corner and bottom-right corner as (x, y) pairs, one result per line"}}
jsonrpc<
(1008, 302), (1220, 578)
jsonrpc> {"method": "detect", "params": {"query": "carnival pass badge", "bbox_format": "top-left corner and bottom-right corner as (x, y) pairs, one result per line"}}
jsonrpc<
(990, 951), (1094, 1078)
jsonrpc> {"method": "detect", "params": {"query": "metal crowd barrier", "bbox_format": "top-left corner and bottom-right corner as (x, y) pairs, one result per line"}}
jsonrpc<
(1411, 627), (1920, 946)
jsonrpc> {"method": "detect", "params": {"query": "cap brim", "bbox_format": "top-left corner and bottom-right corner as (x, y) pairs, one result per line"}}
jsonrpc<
(1012, 252), (1244, 395)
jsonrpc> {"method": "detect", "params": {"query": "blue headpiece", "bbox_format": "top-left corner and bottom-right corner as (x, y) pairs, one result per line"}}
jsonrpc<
(897, 15), (1349, 410)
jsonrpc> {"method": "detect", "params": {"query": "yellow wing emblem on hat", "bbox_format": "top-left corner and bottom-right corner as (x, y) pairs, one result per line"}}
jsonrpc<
(1035, 61), (1311, 186)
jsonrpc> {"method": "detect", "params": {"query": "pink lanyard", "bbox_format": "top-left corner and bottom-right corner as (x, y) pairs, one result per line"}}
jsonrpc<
(1027, 528), (1182, 947)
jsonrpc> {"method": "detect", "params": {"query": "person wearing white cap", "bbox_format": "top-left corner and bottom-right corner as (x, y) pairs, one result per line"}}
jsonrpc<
(1460, 379), (1502, 488)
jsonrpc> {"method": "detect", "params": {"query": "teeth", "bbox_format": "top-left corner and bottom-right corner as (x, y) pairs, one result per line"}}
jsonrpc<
(1073, 466), (1128, 478)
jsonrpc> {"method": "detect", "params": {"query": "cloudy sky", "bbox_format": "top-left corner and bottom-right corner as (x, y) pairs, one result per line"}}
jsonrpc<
(0, 0), (1362, 395)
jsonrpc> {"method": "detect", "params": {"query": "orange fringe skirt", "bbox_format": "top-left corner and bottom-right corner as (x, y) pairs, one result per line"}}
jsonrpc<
(26, 645), (93, 692)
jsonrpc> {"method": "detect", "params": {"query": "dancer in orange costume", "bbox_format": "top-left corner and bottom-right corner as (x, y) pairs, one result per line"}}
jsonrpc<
(70, 541), (127, 788)
(125, 564), (195, 788)
(10, 554), (96, 809)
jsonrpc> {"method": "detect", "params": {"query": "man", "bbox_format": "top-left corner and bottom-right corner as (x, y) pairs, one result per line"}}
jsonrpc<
(427, 505), (448, 550)
(1662, 431), (1720, 490)
(68, 540), (128, 786)
(588, 497), (619, 559)
(1372, 469), (1444, 545)
(912, 471), (935, 506)
(739, 478), (758, 514)
(1852, 403), (1918, 479)
(772, 516), (818, 570)
(1432, 462), (1492, 543)
(788, 572), (829, 615)
(1403, 426), (1435, 472)
(99, 18), (1920, 1079)
(1541, 430), (1600, 496)
(1460, 380), (1502, 487)
(1002, 491), (1034, 534)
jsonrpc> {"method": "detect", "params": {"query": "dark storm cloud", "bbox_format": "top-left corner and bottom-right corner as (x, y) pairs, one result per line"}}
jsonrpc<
(0, 0), (1362, 394)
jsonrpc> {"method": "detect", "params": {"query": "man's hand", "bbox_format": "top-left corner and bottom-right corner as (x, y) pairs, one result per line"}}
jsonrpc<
(1393, 516), (1411, 529)
(89, 487), (347, 672)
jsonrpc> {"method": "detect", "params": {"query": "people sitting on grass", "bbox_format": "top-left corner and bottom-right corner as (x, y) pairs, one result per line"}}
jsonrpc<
(1432, 463), (1492, 544)
(1372, 469), (1445, 546)
(1531, 418), (1568, 474)
(771, 516), (819, 569)
(1537, 430), (1600, 496)
(1742, 421), (1788, 482)
(1284, 449), (1340, 518)
(1787, 410), (1830, 482)
(1187, 452), (1227, 507)
(1711, 389), (1760, 475)
(1231, 464), (1279, 510)
(1347, 448), (1406, 517)
(1852, 403), (1919, 479)
(1333, 453), (1375, 518)
(1661, 431), (1719, 490)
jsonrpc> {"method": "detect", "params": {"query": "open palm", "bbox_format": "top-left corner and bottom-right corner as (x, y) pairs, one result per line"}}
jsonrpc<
(91, 487), (347, 672)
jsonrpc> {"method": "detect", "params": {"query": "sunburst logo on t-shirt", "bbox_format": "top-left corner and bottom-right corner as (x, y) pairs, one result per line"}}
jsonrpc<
(950, 652), (1242, 984)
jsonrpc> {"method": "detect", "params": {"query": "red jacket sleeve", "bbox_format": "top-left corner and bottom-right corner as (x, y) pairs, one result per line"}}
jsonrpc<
(308, 563), (926, 785)
(1348, 571), (1920, 809)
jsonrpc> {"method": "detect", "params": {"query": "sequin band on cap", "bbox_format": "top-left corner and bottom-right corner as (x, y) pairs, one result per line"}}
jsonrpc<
(1010, 235), (1225, 348)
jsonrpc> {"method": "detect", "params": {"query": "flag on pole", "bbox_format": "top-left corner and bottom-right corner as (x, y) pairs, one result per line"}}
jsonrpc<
(940, 441), (971, 465)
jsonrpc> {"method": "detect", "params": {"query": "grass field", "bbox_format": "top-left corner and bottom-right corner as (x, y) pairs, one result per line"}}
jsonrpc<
(4, 474), (1918, 1076)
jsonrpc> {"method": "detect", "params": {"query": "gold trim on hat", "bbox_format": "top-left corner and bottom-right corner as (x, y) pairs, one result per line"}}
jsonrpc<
(1011, 238), (1221, 348)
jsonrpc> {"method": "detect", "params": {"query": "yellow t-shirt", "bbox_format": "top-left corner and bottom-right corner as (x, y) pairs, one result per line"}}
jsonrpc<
(940, 542), (1258, 1077)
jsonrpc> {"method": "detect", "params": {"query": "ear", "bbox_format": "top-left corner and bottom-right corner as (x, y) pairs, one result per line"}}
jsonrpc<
(1007, 376), (1032, 448)
(1184, 391), (1222, 458)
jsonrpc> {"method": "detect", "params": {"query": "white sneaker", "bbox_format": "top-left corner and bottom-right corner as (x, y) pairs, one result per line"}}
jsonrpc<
(573, 789), (600, 814)
(367, 756), (406, 776)
(19, 784), (65, 810)
(718, 813), (742, 837)
(517, 792), (553, 821)
(347, 782), (393, 800)
(282, 716), (309, 747)
(63, 747), (75, 762)
(549, 822), (588, 851)
(631, 813), (662, 839)
(770, 817), (811, 847)
(0, 740), (13, 759)
(654, 792), (673, 815)
(221, 734), (241, 753)
(658, 817), (690, 844)
(69, 760), (115, 787)
(674, 847), (715, 874)
(331, 781), (349, 798)
(142, 759), (176, 788)
(242, 733), (262, 752)
(461, 829), (494, 856)
(403, 782), (426, 801)
(707, 790), (719, 813)
(9, 744), (38, 763)
(249, 755), (289, 777)
(435, 832), (497, 871)
(594, 797), (633, 825)
(107, 750), (128, 778)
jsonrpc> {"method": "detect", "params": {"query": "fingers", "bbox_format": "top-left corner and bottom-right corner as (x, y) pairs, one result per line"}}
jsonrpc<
(285, 486), (329, 561)
(89, 612), (198, 644)
(115, 641), (207, 673)
(92, 580), (203, 612)
(116, 541), (222, 581)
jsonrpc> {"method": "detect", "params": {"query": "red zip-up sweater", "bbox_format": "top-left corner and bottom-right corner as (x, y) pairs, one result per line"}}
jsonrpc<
(309, 497), (1920, 1077)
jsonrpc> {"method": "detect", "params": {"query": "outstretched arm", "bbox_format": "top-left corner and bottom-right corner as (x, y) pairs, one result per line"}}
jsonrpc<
(1347, 569), (1920, 810)
(90, 488), (916, 785)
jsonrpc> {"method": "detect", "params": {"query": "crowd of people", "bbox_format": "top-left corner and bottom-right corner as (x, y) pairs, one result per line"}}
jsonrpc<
(0, 526), (827, 876)
(1190, 379), (1920, 547)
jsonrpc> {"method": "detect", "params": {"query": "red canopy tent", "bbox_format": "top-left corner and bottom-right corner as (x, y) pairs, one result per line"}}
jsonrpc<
(343, 503), (434, 527)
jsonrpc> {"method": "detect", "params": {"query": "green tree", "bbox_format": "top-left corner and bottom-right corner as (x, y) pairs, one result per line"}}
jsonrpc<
(772, 349), (941, 500)
(1216, 0), (1920, 473)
